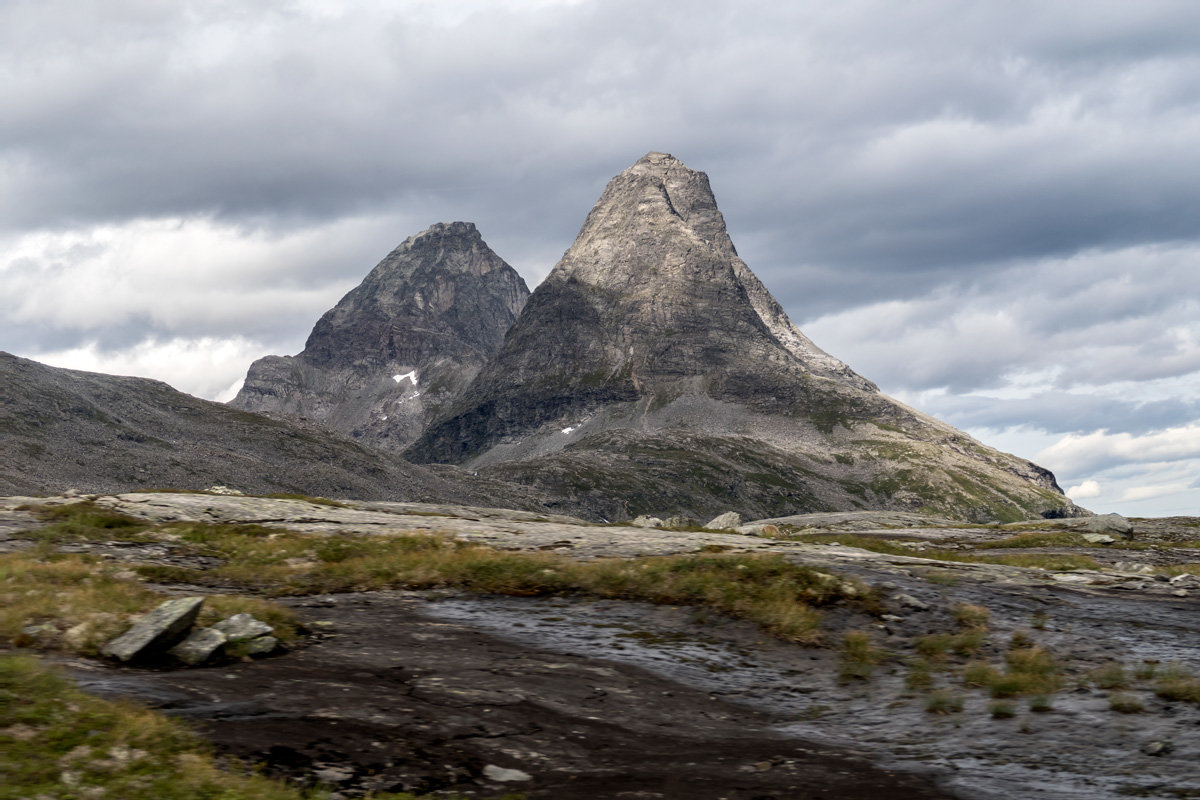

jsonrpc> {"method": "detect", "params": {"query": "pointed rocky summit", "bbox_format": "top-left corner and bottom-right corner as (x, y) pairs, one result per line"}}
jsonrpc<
(408, 153), (1080, 523)
(231, 222), (530, 451)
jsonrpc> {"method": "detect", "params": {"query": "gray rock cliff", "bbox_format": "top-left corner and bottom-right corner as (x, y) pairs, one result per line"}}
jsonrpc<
(231, 222), (529, 452)
(408, 153), (1081, 523)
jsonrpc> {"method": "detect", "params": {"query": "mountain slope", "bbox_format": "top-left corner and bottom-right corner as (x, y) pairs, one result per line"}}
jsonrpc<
(407, 153), (1080, 523)
(231, 222), (529, 452)
(0, 351), (544, 509)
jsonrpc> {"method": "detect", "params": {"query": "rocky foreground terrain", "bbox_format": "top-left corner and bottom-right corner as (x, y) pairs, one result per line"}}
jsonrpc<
(4, 491), (1199, 799)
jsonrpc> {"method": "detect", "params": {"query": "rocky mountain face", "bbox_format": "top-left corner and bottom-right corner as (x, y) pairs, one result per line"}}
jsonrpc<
(0, 352), (545, 509)
(231, 222), (529, 452)
(408, 153), (1080, 523)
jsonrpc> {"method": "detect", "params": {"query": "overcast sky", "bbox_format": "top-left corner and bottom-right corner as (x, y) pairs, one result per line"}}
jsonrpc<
(4, 0), (1199, 517)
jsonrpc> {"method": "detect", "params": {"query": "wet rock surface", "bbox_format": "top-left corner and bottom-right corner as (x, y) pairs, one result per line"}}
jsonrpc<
(66, 591), (953, 800)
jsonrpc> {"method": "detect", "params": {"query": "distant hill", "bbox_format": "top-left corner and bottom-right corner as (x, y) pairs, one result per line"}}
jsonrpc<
(0, 351), (544, 509)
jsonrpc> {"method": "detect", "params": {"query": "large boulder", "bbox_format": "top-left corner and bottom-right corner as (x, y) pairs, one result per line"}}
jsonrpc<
(704, 511), (742, 530)
(213, 613), (273, 643)
(101, 597), (204, 662)
(1079, 513), (1134, 539)
(168, 627), (228, 666)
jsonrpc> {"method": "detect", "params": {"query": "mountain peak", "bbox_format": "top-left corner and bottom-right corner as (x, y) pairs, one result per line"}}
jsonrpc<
(231, 221), (529, 451)
(632, 150), (682, 167)
(409, 153), (883, 466)
(555, 152), (734, 289)
(405, 220), (479, 246)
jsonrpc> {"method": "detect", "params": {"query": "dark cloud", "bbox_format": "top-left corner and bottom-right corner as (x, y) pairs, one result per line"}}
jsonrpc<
(8, 0), (1200, 305)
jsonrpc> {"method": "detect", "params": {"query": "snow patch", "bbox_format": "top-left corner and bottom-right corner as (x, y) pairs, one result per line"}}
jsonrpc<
(562, 426), (576, 434)
(381, 415), (388, 421)
(392, 370), (418, 385)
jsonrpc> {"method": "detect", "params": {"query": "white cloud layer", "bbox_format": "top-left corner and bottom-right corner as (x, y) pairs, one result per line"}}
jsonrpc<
(1066, 480), (1101, 501)
(1036, 425), (1200, 477)
(31, 337), (264, 403)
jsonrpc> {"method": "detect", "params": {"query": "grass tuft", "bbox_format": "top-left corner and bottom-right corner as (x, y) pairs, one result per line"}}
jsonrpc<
(1091, 662), (1130, 690)
(1028, 694), (1053, 713)
(989, 700), (1017, 718)
(1, 553), (163, 654)
(952, 603), (990, 630)
(925, 691), (964, 714)
(838, 630), (886, 682)
(905, 658), (935, 691)
(1154, 663), (1200, 705)
(915, 628), (987, 660)
(1108, 692), (1145, 713)
(17, 502), (148, 542)
(974, 532), (1088, 549)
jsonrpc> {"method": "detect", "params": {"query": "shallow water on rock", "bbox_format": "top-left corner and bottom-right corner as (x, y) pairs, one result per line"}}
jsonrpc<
(425, 594), (1200, 800)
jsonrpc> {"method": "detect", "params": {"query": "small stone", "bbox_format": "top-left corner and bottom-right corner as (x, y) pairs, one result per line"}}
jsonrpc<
(168, 627), (227, 665)
(1080, 513), (1134, 539)
(1081, 533), (1115, 545)
(1168, 574), (1197, 585)
(704, 511), (743, 530)
(207, 485), (244, 495)
(243, 635), (279, 656)
(1173, 589), (1189, 597)
(1141, 740), (1173, 756)
(631, 515), (664, 528)
(1051, 574), (1095, 584)
(212, 613), (273, 643)
(313, 764), (356, 783)
(892, 593), (929, 611)
(63, 621), (94, 649)
(101, 597), (205, 662)
(21, 622), (59, 639)
(483, 764), (532, 782)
